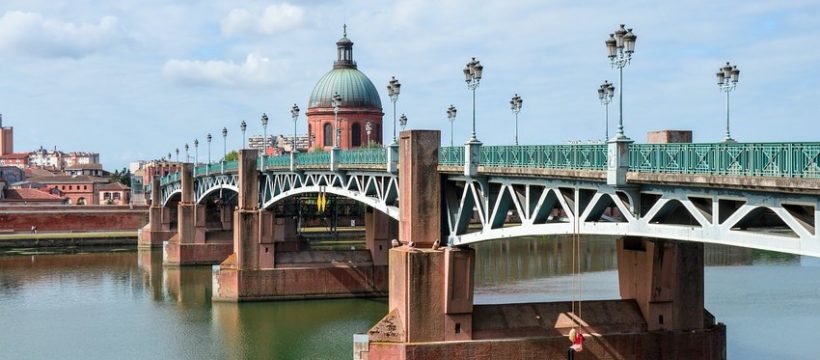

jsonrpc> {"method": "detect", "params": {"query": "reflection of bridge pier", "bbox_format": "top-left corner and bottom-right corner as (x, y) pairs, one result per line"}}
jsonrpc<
(361, 130), (725, 360)
(213, 149), (395, 301)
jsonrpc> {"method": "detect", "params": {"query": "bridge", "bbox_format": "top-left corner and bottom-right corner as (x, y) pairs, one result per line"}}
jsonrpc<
(154, 139), (820, 256)
(141, 131), (820, 359)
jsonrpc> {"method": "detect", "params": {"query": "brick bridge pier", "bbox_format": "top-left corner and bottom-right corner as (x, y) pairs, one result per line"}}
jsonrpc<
(358, 130), (725, 360)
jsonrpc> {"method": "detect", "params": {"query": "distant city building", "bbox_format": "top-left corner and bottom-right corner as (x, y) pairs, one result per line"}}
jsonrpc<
(274, 134), (310, 153)
(0, 153), (29, 168)
(0, 114), (13, 157)
(98, 182), (130, 205)
(28, 175), (109, 205)
(248, 135), (275, 154)
(65, 163), (105, 177)
(0, 166), (25, 184)
(1, 188), (65, 204)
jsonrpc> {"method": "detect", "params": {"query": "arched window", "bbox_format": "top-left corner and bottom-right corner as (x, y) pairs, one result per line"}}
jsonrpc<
(323, 123), (333, 147)
(351, 123), (362, 147)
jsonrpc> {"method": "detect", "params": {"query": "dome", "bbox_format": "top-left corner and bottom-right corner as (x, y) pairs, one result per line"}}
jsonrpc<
(308, 68), (382, 109)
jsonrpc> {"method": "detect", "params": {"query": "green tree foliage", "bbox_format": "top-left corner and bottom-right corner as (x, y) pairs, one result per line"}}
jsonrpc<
(110, 167), (132, 187)
(223, 150), (239, 162)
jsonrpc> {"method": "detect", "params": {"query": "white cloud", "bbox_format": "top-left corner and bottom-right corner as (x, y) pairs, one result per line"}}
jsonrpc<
(162, 53), (289, 87)
(221, 3), (305, 36)
(0, 11), (127, 58)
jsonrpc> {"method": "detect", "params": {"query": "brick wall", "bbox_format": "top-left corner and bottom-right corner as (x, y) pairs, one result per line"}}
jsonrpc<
(0, 208), (148, 232)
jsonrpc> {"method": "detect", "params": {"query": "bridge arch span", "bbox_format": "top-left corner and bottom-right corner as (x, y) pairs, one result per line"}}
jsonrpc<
(259, 170), (399, 220)
(162, 190), (182, 207)
(196, 185), (239, 205)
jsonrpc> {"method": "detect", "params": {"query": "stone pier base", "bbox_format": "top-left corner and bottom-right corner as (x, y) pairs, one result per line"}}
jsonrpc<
(137, 225), (175, 248)
(363, 300), (726, 360)
(213, 250), (388, 302)
(164, 241), (234, 266)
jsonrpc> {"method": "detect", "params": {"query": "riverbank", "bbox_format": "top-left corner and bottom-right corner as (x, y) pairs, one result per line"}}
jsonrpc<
(0, 227), (367, 250)
(0, 231), (138, 248)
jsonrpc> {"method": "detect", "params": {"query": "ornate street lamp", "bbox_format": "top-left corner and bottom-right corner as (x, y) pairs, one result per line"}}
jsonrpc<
(194, 139), (199, 164)
(510, 94), (523, 145)
(605, 24), (637, 140)
(463, 57), (483, 142)
(386, 76), (401, 144)
(175, 148), (179, 163)
(399, 114), (408, 131)
(331, 93), (342, 149)
(717, 62), (740, 142)
(365, 121), (372, 146)
(291, 104), (300, 153)
(221, 127), (228, 160)
(240, 120), (247, 149)
(446, 105), (457, 147)
(597, 81), (615, 140)
(184, 143), (189, 163)
(260, 113), (269, 170)
(206, 133), (212, 164)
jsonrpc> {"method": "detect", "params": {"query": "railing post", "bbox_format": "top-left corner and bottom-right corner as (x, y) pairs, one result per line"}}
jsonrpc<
(464, 139), (482, 177)
(607, 137), (632, 186)
(387, 142), (399, 174)
(290, 151), (298, 172)
(330, 147), (340, 172)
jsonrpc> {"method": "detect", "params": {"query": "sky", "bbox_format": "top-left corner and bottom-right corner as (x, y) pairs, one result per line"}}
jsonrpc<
(0, 0), (818, 170)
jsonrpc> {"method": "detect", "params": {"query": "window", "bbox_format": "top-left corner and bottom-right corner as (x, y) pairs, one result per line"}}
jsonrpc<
(323, 123), (333, 147)
(351, 123), (361, 147)
(113, 192), (121, 200)
(103, 192), (110, 200)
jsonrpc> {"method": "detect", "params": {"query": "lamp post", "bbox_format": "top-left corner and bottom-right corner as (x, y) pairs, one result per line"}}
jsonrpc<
(331, 93), (342, 149)
(399, 114), (408, 131)
(194, 139), (199, 164)
(240, 120), (247, 149)
(221, 127), (228, 161)
(463, 57), (483, 142)
(291, 104), (300, 153)
(175, 148), (179, 163)
(261, 113), (269, 170)
(447, 105), (457, 147)
(184, 143), (189, 163)
(605, 24), (637, 140)
(717, 62), (740, 142)
(510, 94), (523, 145)
(597, 81), (615, 140)
(365, 121), (372, 146)
(387, 76), (401, 144)
(206, 133), (212, 164)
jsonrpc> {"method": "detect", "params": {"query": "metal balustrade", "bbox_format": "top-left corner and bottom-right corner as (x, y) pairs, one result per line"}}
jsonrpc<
(479, 145), (608, 170)
(336, 147), (387, 165)
(157, 142), (820, 186)
(629, 142), (820, 178)
(439, 146), (464, 166)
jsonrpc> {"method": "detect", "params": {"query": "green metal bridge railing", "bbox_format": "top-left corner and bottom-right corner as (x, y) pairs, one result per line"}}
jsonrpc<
(476, 145), (608, 170)
(159, 142), (820, 185)
(629, 142), (820, 178)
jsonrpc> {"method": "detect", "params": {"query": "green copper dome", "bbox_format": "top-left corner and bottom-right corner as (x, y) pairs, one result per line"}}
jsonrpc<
(308, 27), (382, 109)
(308, 68), (382, 109)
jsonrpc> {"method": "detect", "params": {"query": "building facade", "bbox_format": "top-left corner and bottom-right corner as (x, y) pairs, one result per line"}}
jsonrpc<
(0, 115), (12, 157)
(305, 27), (384, 151)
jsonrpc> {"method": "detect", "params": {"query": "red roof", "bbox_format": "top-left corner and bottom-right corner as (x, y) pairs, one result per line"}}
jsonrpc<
(97, 182), (130, 191)
(3, 188), (65, 202)
(0, 153), (29, 160)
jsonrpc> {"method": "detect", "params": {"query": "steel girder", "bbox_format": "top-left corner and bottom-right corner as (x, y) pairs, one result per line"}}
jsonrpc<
(444, 174), (820, 257)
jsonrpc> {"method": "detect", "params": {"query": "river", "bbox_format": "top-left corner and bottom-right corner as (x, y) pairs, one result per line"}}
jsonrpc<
(1, 236), (819, 359)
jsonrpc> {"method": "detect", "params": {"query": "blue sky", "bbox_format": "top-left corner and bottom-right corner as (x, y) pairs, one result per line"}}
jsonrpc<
(0, 0), (818, 169)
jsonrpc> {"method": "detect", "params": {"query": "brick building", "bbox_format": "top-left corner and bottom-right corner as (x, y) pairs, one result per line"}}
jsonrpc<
(0, 153), (28, 169)
(29, 175), (109, 205)
(0, 114), (12, 157)
(98, 182), (130, 205)
(306, 27), (384, 151)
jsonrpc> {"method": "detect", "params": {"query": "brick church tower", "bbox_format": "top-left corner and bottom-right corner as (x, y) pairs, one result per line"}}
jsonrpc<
(306, 26), (384, 150)
(0, 114), (13, 156)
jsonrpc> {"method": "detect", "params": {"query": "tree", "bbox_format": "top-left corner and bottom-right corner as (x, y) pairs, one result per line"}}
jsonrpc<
(223, 151), (239, 162)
